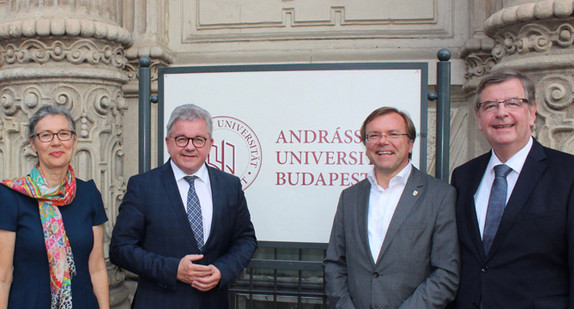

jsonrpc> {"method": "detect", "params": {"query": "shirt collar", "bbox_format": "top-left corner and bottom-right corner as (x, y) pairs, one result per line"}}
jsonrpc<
(170, 160), (209, 183)
(488, 136), (533, 175)
(367, 161), (412, 190)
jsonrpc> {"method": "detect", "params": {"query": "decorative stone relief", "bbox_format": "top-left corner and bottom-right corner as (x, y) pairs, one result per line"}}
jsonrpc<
(460, 36), (497, 93)
(125, 56), (170, 85)
(0, 38), (127, 69)
(534, 73), (574, 153)
(491, 22), (574, 60)
(483, 1), (574, 71)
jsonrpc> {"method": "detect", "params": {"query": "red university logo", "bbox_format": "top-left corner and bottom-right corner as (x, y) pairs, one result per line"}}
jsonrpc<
(208, 116), (263, 190)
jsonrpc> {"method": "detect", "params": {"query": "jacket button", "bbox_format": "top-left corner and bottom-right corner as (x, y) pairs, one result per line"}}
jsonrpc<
(481, 266), (488, 272)
(373, 272), (379, 278)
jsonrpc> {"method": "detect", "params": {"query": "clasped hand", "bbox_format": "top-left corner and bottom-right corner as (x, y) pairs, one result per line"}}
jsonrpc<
(177, 254), (221, 292)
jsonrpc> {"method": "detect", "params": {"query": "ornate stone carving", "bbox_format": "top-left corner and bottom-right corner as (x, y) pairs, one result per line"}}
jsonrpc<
(125, 56), (170, 86)
(0, 87), (18, 115)
(0, 39), (127, 68)
(459, 36), (497, 93)
(540, 74), (573, 110)
(534, 73), (574, 153)
(491, 22), (574, 60)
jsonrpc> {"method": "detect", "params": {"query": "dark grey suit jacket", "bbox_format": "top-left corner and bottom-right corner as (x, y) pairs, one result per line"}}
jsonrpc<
(324, 167), (459, 309)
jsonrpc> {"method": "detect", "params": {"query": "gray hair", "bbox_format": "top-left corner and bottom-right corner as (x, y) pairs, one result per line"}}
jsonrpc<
(166, 104), (213, 137)
(28, 105), (76, 139)
(474, 68), (536, 112)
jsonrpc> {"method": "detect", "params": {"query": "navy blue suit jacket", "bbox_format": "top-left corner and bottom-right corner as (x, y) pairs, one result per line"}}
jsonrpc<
(110, 162), (257, 309)
(450, 139), (574, 309)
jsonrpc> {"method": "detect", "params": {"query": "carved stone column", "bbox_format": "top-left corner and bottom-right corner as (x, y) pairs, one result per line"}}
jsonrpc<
(457, 0), (502, 163)
(122, 0), (173, 169)
(0, 1), (133, 307)
(119, 0), (173, 300)
(484, 0), (574, 154)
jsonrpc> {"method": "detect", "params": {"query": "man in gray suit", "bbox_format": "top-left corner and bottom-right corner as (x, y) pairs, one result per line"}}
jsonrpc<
(324, 107), (460, 308)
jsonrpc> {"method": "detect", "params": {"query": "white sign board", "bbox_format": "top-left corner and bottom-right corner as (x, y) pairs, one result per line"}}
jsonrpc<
(159, 63), (428, 243)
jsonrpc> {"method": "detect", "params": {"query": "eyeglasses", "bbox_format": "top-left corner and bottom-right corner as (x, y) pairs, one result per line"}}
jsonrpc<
(365, 132), (409, 143)
(34, 130), (76, 143)
(477, 98), (529, 113)
(172, 135), (208, 148)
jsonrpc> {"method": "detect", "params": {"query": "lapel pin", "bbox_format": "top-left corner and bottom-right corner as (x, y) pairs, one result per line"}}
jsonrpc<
(412, 190), (419, 196)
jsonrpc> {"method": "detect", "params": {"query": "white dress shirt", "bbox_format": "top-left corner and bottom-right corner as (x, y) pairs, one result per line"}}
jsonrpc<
(474, 137), (533, 238)
(171, 161), (213, 243)
(367, 162), (412, 262)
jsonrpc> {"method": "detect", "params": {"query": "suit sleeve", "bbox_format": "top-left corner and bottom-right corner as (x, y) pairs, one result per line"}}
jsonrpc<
(211, 178), (257, 288)
(324, 191), (356, 309)
(109, 176), (181, 290)
(568, 181), (574, 309)
(398, 185), (460, 309)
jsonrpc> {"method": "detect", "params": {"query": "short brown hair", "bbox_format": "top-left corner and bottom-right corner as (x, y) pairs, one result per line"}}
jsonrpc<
(360, 106), (416, 149)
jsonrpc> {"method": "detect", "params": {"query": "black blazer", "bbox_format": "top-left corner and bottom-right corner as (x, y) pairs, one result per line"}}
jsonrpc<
(110, 161), (257, 309)
(450, 139), (574, 309)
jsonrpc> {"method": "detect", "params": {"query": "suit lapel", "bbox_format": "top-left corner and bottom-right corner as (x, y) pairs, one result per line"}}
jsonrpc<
(161, 161), (201, 251)
(463, 152), (491, 260)
(486, 140), (547, 259)
(376, 168), (424, 264)
(355, 180), (373, 265)
(206, 166), (222, 250)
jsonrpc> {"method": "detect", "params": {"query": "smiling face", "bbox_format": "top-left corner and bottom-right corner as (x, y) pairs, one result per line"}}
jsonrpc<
(29, 114), (78, 173)
(365, 112), (414, 185)
(476, 78), (537, 161)
(165, 118), (214, 174)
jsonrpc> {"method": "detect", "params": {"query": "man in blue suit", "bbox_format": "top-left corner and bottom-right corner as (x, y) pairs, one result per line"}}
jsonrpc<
(450, 69), (574, 308)
(110, 104), (257, 308)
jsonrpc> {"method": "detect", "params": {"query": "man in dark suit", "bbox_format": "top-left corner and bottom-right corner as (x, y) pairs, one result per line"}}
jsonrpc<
(450, 69), (574, 308)
(110, 104), (257, 308)
(324, 107), (459, 308)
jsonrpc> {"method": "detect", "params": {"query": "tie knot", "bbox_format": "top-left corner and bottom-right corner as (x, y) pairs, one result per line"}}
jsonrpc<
(184, 175), (198, 185)
(494, 164), (512, 178)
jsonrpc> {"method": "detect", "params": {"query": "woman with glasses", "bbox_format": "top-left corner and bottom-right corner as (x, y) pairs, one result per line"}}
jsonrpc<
(0, 105), (109, 309)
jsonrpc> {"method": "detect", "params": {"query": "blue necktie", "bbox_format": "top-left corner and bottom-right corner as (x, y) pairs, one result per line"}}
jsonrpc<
(483, 164), (512, 254)
(184, 176), (204, 251)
